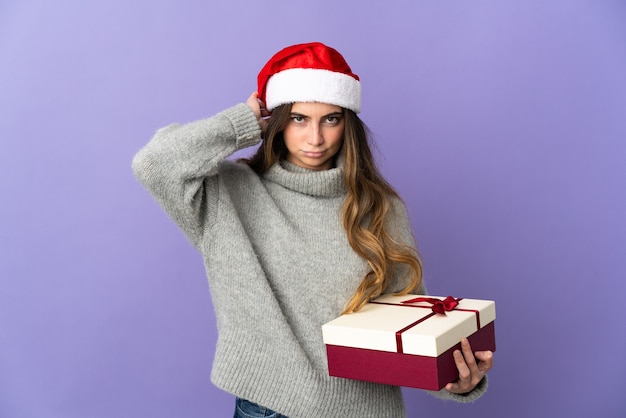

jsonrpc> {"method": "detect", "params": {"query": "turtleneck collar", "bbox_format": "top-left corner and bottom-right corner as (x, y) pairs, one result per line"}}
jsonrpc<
(263, 158), (347, 197)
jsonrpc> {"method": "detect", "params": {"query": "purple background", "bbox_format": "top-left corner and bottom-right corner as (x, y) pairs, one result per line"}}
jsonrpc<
(1, 1), (625, 417)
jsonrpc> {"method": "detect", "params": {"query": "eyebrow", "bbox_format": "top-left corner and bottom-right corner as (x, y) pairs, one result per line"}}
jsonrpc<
(289, 111), (344, 118)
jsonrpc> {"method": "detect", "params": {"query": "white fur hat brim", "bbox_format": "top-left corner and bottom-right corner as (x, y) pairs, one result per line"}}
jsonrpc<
(265, 68), (361, 113)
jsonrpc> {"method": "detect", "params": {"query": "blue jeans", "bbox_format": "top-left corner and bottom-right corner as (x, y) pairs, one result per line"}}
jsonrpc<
(233, 397), (289, 418)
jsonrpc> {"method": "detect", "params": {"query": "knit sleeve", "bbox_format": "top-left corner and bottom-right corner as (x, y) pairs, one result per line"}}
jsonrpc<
(132, 103), (262, 247)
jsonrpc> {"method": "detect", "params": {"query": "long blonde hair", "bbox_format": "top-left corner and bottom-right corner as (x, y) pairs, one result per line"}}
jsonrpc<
(243, 104), (422, 313)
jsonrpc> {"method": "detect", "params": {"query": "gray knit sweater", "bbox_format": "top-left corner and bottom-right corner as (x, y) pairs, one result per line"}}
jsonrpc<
(132, 104), (487, 417)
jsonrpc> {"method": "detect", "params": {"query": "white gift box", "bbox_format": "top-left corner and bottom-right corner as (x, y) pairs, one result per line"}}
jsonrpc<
(322, 294), (496, 390)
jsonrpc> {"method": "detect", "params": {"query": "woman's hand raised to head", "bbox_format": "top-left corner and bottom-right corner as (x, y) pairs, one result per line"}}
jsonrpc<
(246, 92), (271, 136)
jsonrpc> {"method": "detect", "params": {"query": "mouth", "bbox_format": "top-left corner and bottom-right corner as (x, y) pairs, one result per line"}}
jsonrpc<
(302, 150), (326, 158)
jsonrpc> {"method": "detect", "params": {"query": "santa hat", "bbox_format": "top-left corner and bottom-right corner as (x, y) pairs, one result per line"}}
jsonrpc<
(257, 42), (361, 113)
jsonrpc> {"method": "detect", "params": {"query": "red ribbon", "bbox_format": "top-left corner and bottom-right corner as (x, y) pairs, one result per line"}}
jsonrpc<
(371, 296), (481, 354)
(401, 296), (459, 314)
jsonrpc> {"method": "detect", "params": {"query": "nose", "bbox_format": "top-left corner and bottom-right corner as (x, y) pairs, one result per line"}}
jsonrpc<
(308, 124), (324, 146)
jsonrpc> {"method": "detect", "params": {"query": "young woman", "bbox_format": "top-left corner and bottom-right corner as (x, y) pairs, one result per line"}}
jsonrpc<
(133, 42), (493, 418)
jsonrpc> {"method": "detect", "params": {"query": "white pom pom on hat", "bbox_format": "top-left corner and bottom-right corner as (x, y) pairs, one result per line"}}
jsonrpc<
(257, 42), (361, 113)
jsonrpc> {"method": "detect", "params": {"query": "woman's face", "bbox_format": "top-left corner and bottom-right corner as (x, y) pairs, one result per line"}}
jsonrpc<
(282, 102), (345, 171)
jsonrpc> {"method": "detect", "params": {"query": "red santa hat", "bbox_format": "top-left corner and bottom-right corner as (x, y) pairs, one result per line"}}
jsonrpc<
(257, 42), (361, 113)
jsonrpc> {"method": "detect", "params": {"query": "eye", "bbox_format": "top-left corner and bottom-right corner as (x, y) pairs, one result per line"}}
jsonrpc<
(324, 115), (342, 125)
(291, 115), (305, 123)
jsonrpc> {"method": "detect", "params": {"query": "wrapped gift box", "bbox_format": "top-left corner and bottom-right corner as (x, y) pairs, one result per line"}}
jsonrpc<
(322, 294), (496, 390)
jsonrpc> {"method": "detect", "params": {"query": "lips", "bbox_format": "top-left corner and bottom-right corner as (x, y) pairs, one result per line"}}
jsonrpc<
(302, 150), (326, 158)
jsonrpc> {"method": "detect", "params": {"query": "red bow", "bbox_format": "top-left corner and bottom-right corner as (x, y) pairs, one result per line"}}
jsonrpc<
(401, 296), (459, 314)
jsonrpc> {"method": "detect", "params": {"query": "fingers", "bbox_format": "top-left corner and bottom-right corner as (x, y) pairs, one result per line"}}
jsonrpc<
(246, 92), (270, 133)
(475, 350), (494, 372)
(445, 339), (493, 394)
(460, 338), (480, 375)
(261, 110), (271, 119)
(246, 92), (269, 114)
(457, 341), (472, 379)
(245, 92), (260, 112)
(445, 343), (471, 393)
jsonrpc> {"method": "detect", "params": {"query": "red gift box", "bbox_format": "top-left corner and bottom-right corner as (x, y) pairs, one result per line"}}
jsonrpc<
(322, 294), (496, 390)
